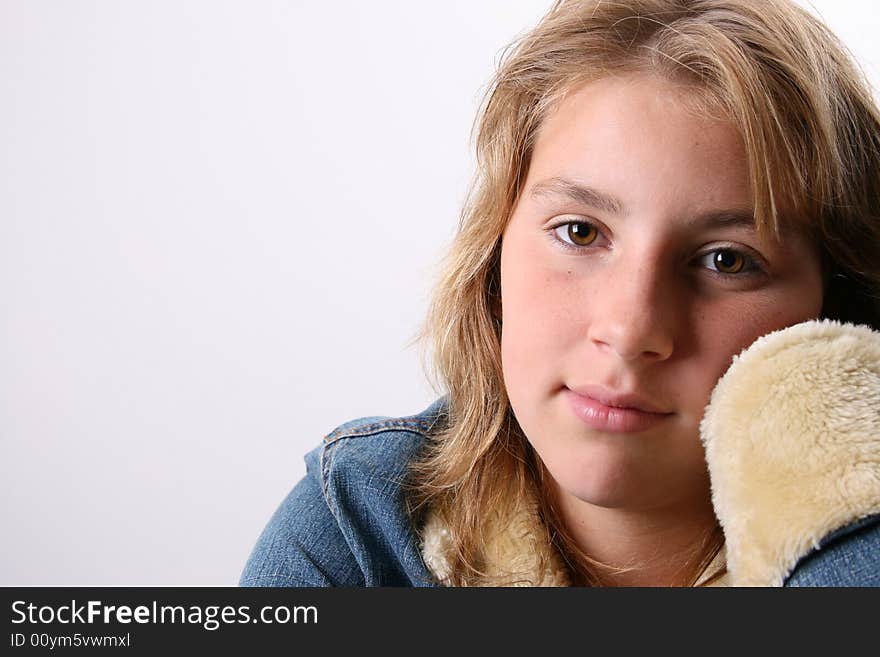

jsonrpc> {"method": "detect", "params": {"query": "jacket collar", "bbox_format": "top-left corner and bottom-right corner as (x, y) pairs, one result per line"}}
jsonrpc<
(421, 496), (730, 587)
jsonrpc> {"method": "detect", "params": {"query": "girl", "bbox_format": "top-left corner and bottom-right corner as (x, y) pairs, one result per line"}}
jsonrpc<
(240, 0), (880, 587)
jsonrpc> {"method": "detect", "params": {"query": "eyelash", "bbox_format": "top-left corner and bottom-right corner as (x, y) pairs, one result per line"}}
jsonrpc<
(546, 219), (766, 277)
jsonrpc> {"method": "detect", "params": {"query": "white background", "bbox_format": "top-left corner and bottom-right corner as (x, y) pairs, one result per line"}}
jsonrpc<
(2, 1), (878, 585)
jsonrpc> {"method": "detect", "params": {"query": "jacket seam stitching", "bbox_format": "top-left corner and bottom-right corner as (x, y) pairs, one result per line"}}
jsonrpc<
(320, 425), (429, 530)
(320, 439), (341, 518)
(324, 419), (434, 445)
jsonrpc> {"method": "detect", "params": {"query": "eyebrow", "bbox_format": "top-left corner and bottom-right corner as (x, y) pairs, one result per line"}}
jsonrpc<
(527, 176), (757, 230)
(530, 177), (625, 215)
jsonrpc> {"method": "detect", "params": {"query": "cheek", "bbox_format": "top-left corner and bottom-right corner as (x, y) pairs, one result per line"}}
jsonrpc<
(500, 249), (580, 397)
(688, 287), (824, 411)
(500, 273), (552, 399)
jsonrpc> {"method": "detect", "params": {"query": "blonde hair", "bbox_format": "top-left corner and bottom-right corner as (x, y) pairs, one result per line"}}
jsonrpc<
(408, 0), (880, 586)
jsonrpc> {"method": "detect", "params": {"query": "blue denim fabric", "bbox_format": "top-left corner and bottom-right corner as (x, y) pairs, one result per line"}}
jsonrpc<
(239, 399), (446, 587)
(784, 513), (880, 587)
(240, 397), (880, 587)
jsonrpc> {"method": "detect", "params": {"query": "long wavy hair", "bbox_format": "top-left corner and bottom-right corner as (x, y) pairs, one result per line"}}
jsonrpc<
(408, 0), (880, 586)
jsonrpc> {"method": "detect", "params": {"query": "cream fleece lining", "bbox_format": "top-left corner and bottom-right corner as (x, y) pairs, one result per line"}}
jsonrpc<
(701, 320), (880, 586)
(420, 320), (880, 587)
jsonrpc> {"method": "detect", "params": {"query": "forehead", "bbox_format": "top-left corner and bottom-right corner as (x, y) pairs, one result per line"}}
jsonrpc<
(526, 73), (751, 218)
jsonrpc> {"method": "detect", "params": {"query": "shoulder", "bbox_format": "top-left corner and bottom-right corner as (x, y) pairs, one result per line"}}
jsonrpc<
(239, 398), (447, 587)
(319, 396), (448, 484)
(316, 396), (448, 533)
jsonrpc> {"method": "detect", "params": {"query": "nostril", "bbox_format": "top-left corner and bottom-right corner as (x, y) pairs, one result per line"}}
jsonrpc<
(588, 325), (674, 363)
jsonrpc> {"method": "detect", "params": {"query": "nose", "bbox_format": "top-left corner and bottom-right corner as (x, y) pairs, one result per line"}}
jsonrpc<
(587, 252), (676, 363)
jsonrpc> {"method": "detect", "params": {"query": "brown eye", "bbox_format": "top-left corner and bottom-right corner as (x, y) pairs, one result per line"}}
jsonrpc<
(712, 249), (745, 274)
(567, 222), (598, 246)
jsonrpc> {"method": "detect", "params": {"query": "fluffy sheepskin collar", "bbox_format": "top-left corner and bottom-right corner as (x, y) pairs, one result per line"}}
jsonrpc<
(420, 320), (880, 587)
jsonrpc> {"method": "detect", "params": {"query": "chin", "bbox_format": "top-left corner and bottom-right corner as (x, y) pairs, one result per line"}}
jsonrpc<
(563, 475), (643, 509)
(541, 444), (647, 509)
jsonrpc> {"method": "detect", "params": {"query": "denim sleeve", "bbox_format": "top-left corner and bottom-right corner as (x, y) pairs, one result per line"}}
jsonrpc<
(238, 446), (365, 587)
(785, 514), (880, 587)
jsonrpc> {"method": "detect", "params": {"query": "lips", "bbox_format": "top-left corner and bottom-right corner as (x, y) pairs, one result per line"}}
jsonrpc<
(564, 385), (674, 433)
(566, 384), (671, 414)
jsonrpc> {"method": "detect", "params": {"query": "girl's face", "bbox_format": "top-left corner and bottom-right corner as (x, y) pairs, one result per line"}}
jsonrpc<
(499, 73), (824, 513)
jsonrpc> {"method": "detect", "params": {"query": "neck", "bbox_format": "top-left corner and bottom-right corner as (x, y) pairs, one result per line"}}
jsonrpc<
(550, 481), (720, 587)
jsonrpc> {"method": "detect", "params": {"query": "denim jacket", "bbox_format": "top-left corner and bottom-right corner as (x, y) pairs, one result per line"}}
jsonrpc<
(240, 321), (880, 587)
(240, 400), (446, 587)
